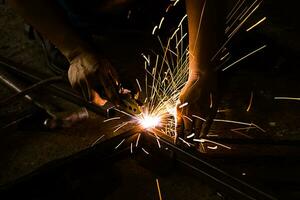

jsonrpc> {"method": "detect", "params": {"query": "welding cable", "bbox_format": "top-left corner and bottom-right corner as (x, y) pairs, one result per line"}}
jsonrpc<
(0, 75), (64, 106)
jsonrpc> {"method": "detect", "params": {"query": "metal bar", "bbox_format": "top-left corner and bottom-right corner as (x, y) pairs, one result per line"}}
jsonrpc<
(0, 67), (51, 114)
(0, 56), (108, 117)
(142, 132), (277, 200)
(0, 76), (63, 105)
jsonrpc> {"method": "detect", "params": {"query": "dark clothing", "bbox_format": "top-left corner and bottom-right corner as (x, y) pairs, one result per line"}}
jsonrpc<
(56, 0), (170, 34)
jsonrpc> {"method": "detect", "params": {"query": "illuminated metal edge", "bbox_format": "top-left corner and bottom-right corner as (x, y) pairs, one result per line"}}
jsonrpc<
(0, 56), (108, 117)
(141, 131), (277, 200)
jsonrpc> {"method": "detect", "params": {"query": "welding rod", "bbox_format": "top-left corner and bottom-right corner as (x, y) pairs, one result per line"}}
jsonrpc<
(0, 75), (63, 106)
(0, 67), (51, 115)
(0, 56), (108, 117)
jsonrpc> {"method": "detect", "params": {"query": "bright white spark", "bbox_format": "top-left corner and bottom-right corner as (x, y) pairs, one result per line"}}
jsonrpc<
(246, 17), (266, 31)
(103, 117), (120, 123)
(130, 142), (133, 154)
(156, 179), (163, 200)
(142, 148), (150, 155)
(173, 0), (180, 7)
(141, 53), (150, 65)
(156, 138), (161, 148)
(186, 133), (195, 139)
(176, 33), (187, 48)
(155, 134), (162, 148)
(136, 78), (142, 92)
(210, 93), (213, 108)
(192, 114), (206, 122)
(170, 28), (179, 40)
(91, 134), (105, 147)
(220, 52), (230, 61)
(246, 91), (254, 112)
(178, 14), (187, 27)
(207, 145), (218, 150)
(158, 17), (165, 29)
(136, 133), (141, 147)
(192, 0), (206, 53)
(207, 134), (219, 137)
(231, 127), (255, 139)
(212, 1), (261, 61)
(178, 102), (188, 109)
(274, 97), (300, 101)
(152, 25), (158, 35)
(115, 139), (125, 149)
(179, 137), (191, 147)
(193, 138), (231, 149)
(226, 0), (246, 23)
(183, 115), (193, 122)
(222, 45), (267, 71)
(113, 122), (129, 133)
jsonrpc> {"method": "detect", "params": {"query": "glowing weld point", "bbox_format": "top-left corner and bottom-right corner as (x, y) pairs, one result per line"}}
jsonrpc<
(140, 115), (160, 129)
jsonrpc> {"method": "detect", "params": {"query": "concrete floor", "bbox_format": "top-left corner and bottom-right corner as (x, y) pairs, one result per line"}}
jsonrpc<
(0, 1), (300, 199)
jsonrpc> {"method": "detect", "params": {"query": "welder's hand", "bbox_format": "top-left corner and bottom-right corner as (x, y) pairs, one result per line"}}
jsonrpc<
(67, 48), (121, 106)
(176, 71), (218, 142)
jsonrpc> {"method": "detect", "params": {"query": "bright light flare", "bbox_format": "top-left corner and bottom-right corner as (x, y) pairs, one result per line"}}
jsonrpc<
(139, 115), (161, 129)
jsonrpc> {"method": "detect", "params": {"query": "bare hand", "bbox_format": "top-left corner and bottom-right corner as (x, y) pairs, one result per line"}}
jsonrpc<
(176, 71), (218, 142)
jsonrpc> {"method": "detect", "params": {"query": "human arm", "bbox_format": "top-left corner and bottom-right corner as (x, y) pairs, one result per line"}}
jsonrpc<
(176, 0), (224, 142)
(8, 0), (121, 105)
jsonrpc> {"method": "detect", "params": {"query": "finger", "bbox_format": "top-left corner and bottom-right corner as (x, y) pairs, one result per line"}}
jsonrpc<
(102, 76), (121, 105)
(182, 115), (193, 139)
(194, 118), (204, 139)
(175, 111), (184, 140)
(200, 110), (217, 138)
(91, 90), (107, 106)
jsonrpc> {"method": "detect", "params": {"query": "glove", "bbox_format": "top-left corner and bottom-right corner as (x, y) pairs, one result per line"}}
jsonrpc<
(67, 47), (121, 106)
(176, 71), (218, 141)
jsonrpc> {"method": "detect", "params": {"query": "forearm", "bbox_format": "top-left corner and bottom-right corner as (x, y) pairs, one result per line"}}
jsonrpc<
(8, 0), (89, 60)
(186, 0), (225, 74)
